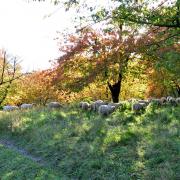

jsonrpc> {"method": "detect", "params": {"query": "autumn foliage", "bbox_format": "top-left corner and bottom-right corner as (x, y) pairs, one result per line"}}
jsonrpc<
(0, 14), (179, 104)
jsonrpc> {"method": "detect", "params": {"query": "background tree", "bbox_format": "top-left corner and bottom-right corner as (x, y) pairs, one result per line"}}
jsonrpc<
(0, 50), (22, 106)
(29, 0), (180, 101)
(16, 69), (58, 105)
(54, 27), (154, 102)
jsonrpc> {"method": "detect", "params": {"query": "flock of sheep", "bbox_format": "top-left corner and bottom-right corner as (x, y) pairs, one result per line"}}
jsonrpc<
(1, 96), (180, 116)
(2, 102), (62, 111)
(79, 96), (180, 116)
(79, 100), (120, 116)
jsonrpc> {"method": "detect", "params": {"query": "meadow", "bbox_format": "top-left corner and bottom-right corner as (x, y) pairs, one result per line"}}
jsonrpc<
(0, 104), (179, 179)
(0, 0), (179, 179)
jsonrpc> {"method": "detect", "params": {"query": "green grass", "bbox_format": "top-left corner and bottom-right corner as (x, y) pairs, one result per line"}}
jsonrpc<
(0, 144), (59, 179)
(0, 104), (179, 179)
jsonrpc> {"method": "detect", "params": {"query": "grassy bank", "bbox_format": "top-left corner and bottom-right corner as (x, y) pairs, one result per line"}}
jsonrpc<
(0, 105), (179, 179)
(0, 144), (59, 179)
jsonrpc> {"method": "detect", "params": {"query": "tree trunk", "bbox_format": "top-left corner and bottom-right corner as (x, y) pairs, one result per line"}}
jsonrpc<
(108, 73), (123, 103)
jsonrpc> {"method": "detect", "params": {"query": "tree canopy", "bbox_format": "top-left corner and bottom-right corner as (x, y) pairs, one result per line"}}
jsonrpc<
(0, 0), (179, 104)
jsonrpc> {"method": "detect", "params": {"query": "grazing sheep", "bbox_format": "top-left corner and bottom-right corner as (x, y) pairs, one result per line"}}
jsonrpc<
(108, 102), (122, 109)
(98, 105), (116, 116)
(160, 97), (167, 104)
(3, 105), (19, 111)
(168, 97), (177, 106)
(79, 102), (85, 108)
(176, 97), (180, 105)
(89, 102), (95, 111)
(92, 100), (107, 111)
(138, 100), (149, 106)
(94, 100), (104, 105)
(91, 102), (97, 111)
(20, 103), (34, 109)
(167, 96), (173, 101)
(132, 103), (146, 112)
(81, 102), (90, 110)
(79, 102), (91, 110)
(47, 102), (62, 108)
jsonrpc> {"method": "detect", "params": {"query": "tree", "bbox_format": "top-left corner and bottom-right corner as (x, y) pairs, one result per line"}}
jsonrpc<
(0, 50), (22, 105)
(33, 0), (179, 28)
(17, 69), (59, 105)
(55, 27), (152, 102)
(31, 0), (180, 100)
(136, 27), (180, 97)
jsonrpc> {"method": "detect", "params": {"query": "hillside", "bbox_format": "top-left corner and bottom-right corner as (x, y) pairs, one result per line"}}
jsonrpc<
(0, 104), (179, 179)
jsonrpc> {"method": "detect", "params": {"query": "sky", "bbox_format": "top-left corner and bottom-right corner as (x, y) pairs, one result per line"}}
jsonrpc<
(0, 0), (173, 72)
(0, 0), (75, 72)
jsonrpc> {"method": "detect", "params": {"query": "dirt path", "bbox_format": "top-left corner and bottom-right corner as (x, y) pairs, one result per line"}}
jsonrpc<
(0, 138), (46, 166)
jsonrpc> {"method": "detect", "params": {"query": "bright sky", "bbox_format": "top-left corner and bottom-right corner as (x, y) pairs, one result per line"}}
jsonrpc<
(0, 0), (173, 72)
(0, 0), (75, 72)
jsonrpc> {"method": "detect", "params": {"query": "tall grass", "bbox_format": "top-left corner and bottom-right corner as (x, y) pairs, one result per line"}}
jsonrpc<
(0, 104), (179, 179)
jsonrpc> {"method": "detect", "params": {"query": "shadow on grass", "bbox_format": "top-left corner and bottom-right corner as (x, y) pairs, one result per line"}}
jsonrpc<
(128, 106), (180, 179)
(0, 144), (59, 179)
(0, 105), (179, 179)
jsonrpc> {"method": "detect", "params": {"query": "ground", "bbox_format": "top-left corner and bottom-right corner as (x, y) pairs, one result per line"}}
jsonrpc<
(0, 104), (179, 179)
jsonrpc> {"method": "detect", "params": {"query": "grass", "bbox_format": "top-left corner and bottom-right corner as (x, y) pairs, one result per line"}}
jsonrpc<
(0, 104), (179, 179)
(0, 144), (59, 179)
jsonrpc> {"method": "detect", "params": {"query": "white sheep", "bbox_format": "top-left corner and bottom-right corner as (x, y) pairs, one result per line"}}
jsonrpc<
(79, 102), (84, 108)
(47, 102), (62, 108)
(176, 97), (180, 105)
(160, 97), (167, 104)
(168, 97), (177, 106)
(20, 103), (34, 109)
(138, 100), (149, 106)
(93, 100), (107, 111)
(108, 102), (122, 109)
(166, 96), (173, 101)
(3, 105), (19, 111)
(98, 105), (116, 116)
(132, 103), (146, 112)
(89, 102), (95, 111)
(81, 102), (90, 110)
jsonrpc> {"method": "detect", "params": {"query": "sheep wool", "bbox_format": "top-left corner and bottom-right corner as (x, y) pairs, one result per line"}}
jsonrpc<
(79, 102), (85, 108)
(81, 102), (90, 110)
(3, 105), (19, 111)
(160, 97), (167, 104)
(20, 104), (34, 109)
(89, 102), (95, 111)
(138, 100), (149, 106)
(108, 102), (122, 109)
(132, 103), (146, 112)
(176, 97), (180, 105)
(167, 96), (173, 101)
(98, 105), (116, 116)
(94, 100), (107, 111)
(48, 102), (62, 108)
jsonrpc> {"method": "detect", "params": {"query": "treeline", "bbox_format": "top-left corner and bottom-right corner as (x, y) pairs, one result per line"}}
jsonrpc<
(0, 0), (179, 105)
